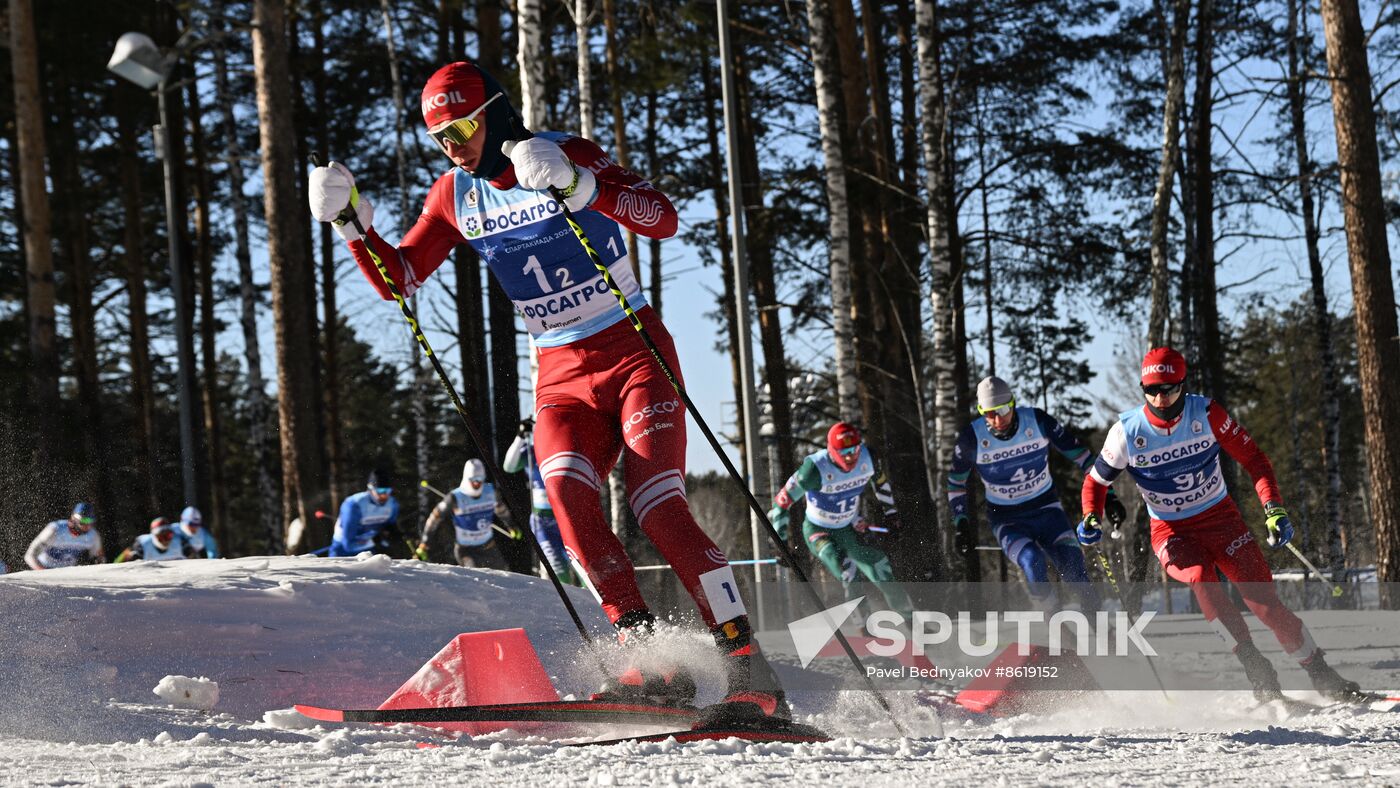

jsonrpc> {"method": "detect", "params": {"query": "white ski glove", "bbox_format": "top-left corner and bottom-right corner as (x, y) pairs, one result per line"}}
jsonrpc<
(504, 137), (597, 211)
(308, 161), (374, 242)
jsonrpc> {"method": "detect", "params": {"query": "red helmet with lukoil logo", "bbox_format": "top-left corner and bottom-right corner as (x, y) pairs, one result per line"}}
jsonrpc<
(420, 61), (524, 179)
(1140, 347), (1187, 386)
(827, 422), (862, 472)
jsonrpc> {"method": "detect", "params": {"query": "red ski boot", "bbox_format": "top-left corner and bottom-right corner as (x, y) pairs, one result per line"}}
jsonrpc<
(693, 616), (795, 730)
(1301, 649), (1366, 703)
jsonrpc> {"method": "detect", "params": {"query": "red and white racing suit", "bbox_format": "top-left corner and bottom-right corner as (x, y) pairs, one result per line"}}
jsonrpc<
(1082, 396), (1317, 661)
(344, 133), (740, 628)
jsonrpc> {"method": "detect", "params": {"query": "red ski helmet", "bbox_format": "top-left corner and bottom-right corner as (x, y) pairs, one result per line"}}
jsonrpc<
(149, 517), (176, 546)
(1140, 347), (1187, 387)
(827, 422), (863, 472)
(420, 61), (525, 179)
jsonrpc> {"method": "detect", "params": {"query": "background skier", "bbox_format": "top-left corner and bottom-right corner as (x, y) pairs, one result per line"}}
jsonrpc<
(114, 517), (194, 563)
(1080, 347), (1362, 702)
(768, 422), (913, 619)
(178, 506), (220, 559)
(502, 417), (575, 584)
(24, 502), (104, 570)
(329, 468), (403, 557)
(948, 376), (1114, 609)
(417, 458), (507, 569)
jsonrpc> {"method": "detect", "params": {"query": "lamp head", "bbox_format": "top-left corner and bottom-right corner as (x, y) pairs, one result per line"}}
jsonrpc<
(108, 32), (166, 89)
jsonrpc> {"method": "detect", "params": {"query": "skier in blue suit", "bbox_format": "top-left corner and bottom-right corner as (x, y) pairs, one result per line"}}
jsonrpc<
(947, 376), (1121, 609)
(330, 468), (403, 557)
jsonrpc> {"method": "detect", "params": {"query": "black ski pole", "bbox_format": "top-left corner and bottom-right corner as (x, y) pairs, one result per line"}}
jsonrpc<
(1100, 526), (1171, 701)
(513, 143), (908, 735)
(313, 155), (595, 650)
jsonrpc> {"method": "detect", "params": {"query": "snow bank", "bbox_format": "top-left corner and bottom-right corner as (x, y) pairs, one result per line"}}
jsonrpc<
(0, 556), (609, 742)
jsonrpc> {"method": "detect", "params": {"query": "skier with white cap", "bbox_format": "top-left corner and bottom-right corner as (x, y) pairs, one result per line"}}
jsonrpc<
(418, 459), (508, 570)
(178, 506), (220, 559)
(947, 376), (1117, 609)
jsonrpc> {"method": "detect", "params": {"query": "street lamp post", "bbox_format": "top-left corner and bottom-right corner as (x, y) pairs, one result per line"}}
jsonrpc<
(108, 32), (200, 506)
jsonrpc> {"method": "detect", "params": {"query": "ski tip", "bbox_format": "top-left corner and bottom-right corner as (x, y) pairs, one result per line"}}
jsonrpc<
(416, 741), (441, 749)
(674, 726), (832, 744)
(293, 704), (345, 723)
(1370, 694), (1400, 712)
(576, 721), (831, 747)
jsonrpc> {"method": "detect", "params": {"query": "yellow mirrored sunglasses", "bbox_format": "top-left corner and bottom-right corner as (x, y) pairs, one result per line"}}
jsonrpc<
(427, 92), (503, 146)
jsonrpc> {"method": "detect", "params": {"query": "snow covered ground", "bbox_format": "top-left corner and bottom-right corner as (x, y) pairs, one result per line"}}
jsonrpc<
(1, 556), (1397, 786)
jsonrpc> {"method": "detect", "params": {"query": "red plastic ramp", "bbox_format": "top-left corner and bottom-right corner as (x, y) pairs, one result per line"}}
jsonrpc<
(378, 628), (559, 734)
(954, 643), (1099, 716)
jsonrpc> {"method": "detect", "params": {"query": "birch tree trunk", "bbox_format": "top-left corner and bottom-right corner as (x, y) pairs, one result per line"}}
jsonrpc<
(1287, 0), (1346, 579)
(700, 48), (753, 500)
(9, 0), (59, 469)
(805, 0), (858, 422)
(1146, 0), (1190, 348)
(516, 0), (546, 129)
(602, 0), (640, 280)
(1319, 0), (1400, 602)
(573, 0), (594, 138)
(215, 27), (282, 552)
(917, 0), (956, 580)
(830, 0), (877, 440)
(732, 12), (791, 499)
(597, 0), (636, 533)
(253, 0), (330, 544)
